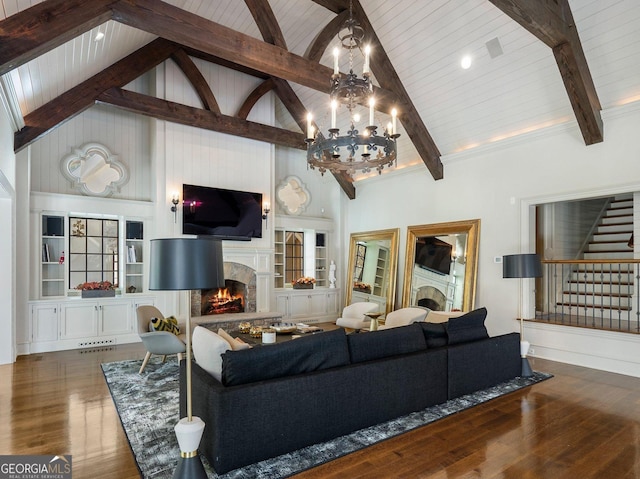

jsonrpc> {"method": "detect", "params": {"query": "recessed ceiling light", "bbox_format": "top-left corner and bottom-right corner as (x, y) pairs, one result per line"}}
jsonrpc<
(461, 55), (472, 70)
(94, 32), (105, 42)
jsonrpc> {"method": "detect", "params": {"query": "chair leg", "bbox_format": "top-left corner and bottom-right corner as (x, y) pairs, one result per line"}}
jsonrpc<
(177, 352), (183, 363)
(139, 351), (152, 374)
(161, 355), (167, 363)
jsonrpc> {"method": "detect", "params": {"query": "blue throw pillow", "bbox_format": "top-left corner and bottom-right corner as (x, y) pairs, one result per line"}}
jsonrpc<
(444, 307), (489, 345)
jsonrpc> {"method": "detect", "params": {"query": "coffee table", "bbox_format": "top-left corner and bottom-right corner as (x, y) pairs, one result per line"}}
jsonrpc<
(230, 321), (338, 345)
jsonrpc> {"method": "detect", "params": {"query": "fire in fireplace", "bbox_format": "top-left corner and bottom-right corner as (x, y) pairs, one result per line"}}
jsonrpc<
(201, 280), (245, 315)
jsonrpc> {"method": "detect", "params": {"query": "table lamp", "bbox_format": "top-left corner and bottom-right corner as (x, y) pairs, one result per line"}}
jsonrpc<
(150, 237), (224, 479)
(503, 253), (542, 377)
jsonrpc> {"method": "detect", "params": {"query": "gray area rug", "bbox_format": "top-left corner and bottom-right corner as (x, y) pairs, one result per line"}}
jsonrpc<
(102, 358), (551, 478)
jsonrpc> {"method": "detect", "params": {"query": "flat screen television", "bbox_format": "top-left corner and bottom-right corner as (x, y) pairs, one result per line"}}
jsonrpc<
(182, 184), (262, 239)
(414, 237), (452, 275)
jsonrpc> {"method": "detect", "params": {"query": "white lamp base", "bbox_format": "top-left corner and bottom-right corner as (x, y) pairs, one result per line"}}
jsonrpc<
(173, 416), (207, 479)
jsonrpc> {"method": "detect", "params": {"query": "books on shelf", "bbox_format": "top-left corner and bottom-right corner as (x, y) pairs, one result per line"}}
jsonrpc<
(127, 245), (137, 263)
(42, 244), (51, 262)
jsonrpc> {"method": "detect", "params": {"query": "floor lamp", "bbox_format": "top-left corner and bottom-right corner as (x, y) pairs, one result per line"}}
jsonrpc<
(149, 237), (225, 479)
(503, 253), (542, 378)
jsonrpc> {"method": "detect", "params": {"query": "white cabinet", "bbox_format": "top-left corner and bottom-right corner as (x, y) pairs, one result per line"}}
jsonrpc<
(100, 300), (132, 336)
(60, 302), (99, 339)
(275, 290), (339, 323)
(29, 296), (154, 353)
(31, 302), (59, 343)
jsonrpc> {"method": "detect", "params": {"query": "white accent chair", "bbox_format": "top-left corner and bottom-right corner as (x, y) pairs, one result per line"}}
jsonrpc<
(335, 302), (379, 330)
(378, 307), (429, 330)
(425, 310), (465, 323)
(136, 305), (187, 374)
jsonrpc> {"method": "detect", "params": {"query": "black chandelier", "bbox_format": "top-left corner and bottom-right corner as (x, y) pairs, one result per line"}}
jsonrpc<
(305, 0), (399, 177)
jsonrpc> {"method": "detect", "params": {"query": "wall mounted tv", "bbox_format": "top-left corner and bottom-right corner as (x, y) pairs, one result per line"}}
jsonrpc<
(182, 184), (262, 240)
(414, 237), (452, 275)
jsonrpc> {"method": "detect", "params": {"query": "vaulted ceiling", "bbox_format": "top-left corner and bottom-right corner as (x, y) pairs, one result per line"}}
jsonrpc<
(1, 0), (639, 198)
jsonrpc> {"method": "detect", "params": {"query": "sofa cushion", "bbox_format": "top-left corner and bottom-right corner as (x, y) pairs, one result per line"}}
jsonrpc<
(217, 328), (251, 350)
(419, 322), (448, 348)
(347, 323), (427, 363)
(444, 307), (489, 345)
(221, 328), (350, 386)
(192, 326), (231, 382)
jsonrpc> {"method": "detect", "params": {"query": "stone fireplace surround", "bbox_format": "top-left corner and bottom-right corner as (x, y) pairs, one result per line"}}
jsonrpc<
(190, 248), (282, 330)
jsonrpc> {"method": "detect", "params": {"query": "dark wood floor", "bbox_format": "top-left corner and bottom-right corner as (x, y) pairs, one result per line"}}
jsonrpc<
(2, 343), (639, 479)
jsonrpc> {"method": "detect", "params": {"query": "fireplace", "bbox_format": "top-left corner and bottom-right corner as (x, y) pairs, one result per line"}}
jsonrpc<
(201, 280), (245, 315)
(416, 286), (446, 311)
(191, 262), (257, 317)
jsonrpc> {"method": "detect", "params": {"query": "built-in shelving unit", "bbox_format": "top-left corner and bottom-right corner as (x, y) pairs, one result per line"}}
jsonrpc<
(373, 247), (389, 297)
(315, 232), (327, 287)
(274, 229), (285, 289)
(41, 215), (65, 298)
(125, 220), (144, 294)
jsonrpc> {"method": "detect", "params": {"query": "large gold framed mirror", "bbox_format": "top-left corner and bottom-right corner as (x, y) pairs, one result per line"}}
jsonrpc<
(402, 219), (480, 312)
(346, 228), (400, 315)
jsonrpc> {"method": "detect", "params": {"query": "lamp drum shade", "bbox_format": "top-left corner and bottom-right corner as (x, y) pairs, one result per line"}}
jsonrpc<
(502, 253), (542, 279)
(149, 238), (225, 290)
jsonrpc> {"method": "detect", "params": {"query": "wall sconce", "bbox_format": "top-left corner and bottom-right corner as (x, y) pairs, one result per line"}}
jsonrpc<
(262, 202), (271, 228)
(171, 192), (179, 223)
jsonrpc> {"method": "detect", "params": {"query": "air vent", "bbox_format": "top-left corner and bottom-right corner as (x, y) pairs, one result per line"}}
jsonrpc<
(78, 338), (117, 348)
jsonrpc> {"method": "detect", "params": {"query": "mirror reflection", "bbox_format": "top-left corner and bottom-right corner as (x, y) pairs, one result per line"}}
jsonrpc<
(346, 229), (400, 315)
(402, 220), (480, 312)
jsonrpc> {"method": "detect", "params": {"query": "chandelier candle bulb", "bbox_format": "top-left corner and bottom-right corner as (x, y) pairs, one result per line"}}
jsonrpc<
(306, 113), (313, 139)
(333, 47), (340, 75)
(391, 108), (397, 135)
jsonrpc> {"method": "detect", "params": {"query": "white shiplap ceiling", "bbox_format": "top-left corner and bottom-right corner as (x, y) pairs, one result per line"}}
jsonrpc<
(2, 0), (640, 177)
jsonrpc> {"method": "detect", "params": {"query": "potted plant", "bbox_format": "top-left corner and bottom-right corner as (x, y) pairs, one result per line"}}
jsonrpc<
(77, 281), (116, 298)
(292, 277), (316, 289)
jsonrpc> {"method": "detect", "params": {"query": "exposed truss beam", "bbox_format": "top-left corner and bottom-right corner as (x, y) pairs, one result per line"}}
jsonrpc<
(170, 49), (220, 113)
(14, 38), (177, 152)
(489, 0), (602, 144)
(98, 88), (306, 150)
(0, 0), (116, 76)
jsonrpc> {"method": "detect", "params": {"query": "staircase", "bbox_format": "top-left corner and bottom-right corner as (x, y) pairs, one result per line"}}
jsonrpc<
(558, 195), (635, 318)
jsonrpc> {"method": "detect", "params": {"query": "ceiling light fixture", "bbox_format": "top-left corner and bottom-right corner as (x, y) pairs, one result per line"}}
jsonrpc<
(94, 31), (105, 42)
(305, 0), (399, 177)
(461, 55), (472, 69)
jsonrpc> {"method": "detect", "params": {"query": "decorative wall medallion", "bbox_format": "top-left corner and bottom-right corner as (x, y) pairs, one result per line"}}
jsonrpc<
(61, 142), (129, 197)
(276, 176), (311, 215)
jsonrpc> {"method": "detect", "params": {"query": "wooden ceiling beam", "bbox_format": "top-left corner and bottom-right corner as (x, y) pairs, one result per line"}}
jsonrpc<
(305, 10), (349, 62)
(489, 0), (603, 144)
(110, 0), (398, 112)
(98, 88), (307, 151)
(14, 38), (177, 152)
(349, 0), (443, 180)
(0, 0), (116, 76)
(170, 49), (220, 113)
(237, 79), (276, 120)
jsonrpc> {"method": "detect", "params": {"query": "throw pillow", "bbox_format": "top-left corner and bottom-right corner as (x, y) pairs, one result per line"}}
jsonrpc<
(192, 326), (231, 382)
(149, 316), (180, 335)
(218, 328), (251, 350)
(419, 322), (448, 348)
(444, 307), (489, 345)
(347, 323), (427, 363)
(221, 328), (350, 386)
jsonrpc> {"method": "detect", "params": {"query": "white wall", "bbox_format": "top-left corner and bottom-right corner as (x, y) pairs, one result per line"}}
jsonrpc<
(0, 101), (16, 364)
(344, 103), (640, 377)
